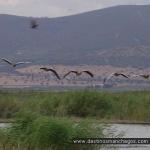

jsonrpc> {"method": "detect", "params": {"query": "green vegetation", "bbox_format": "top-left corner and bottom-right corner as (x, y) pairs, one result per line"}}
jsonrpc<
(0, 111), (105, 150)
(1, 90), (149, 149)
(0, 90), (150, 122)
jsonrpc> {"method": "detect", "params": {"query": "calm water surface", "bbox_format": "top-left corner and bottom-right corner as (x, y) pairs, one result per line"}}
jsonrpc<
(103, 124), (150, 150)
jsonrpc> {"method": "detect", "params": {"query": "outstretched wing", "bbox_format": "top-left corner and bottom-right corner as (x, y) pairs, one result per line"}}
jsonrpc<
(49, 69), (61, 80)
(63, 71), (78, 78)
(15, 62), (31, 66)
(119, 73), (129, 79)
(1, 58), (13, 65)
(81, 71), (94, 77)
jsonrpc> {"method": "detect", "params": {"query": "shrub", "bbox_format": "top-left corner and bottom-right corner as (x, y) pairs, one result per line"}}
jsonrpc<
(3, 111), (105, 150)
(67, 91), (111, 117)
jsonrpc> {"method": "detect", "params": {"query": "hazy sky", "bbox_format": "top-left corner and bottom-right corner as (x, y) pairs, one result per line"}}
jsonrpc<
(0, 0), (150, 18)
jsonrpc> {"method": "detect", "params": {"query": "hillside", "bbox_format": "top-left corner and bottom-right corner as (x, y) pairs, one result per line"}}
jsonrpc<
(0, 5), (150, 67)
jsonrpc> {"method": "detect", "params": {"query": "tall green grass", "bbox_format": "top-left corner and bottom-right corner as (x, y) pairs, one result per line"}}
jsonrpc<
(0, 90), (150, 121)
(1, 90), (147, 149)
(0, 111), (105, 150)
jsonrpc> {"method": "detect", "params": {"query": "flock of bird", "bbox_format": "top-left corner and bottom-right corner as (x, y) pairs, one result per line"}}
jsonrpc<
(1, 58), (150, 85)
(0, 58), (94, 80)
(103, 72), (150, 85)
(1, 19), (150, 86)
(0, 20), (96, 82)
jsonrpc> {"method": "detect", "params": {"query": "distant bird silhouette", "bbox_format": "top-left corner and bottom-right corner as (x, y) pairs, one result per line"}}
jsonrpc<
(1, 58), (31, 68)
(103, 72), (129, 84)
(63, 71), (78, 79)
(40, 67), (61, 80)
(30, 19), (38, 29)
(139, 74), (150, 79)
(132, 74), (150, 79)
(63, 70), (94, 78)
(80, 71), (94, 78)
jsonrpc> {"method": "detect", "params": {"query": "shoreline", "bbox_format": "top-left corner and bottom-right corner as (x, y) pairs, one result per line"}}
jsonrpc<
(0, 118), (150, 125)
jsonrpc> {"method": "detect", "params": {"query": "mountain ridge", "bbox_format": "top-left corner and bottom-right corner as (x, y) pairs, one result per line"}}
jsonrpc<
(0, 5), (150, 68)
(1, 4), (150, 19)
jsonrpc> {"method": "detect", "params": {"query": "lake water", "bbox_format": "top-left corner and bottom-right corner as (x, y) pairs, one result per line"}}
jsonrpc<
(0, 123), (8, 128)
(103, 124), (150, 150)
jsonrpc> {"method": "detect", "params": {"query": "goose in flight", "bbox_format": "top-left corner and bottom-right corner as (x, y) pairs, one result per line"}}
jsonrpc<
(139, 74), (150, 79)
(103, 72), (129, 84)
(131, 74), (150, 79)
(1, 58), (31, 68)
(30, 19), (38, 29)
(63, 70), (94, 78)
(40, 67), (61, 80)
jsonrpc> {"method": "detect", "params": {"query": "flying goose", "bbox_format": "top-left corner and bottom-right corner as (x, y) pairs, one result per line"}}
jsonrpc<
(30, 19), (38, 29)
(40, 67), (61, 80)
(131, 74), (150, 79)
(103, 72), (129, 84)
(63, 70), (94, 78)
(139, 74), (150, 79)
(1, 58), (31, 68)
